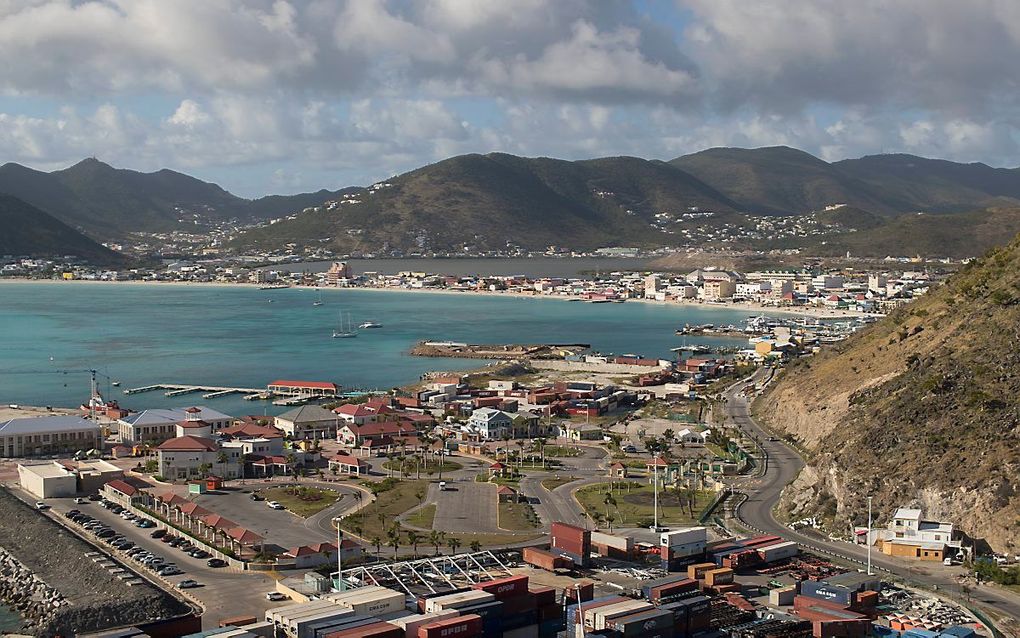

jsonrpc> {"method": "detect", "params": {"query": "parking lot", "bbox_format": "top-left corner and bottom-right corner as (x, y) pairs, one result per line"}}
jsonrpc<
(432, 481), (500, 533)
(46, 498), (277, 629)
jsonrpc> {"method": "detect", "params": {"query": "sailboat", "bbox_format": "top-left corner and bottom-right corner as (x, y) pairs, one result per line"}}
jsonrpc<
(313, 290), (323, 306)
(332, 311), (358, 338)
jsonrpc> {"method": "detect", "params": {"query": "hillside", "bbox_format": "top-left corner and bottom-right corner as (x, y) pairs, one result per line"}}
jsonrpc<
(233, 153), (742, 252)
(754, 235), (1020, 552)
(0, 195), (126, 263)
(763, 206), (1020, 258)
(670, 146), (894, 215)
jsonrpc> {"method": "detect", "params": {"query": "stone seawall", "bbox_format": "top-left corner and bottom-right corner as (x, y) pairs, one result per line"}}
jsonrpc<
(0, 488), (191, 636)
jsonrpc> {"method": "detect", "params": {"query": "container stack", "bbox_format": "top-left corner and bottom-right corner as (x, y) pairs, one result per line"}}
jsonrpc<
(569, 593), (712, 638)
(659, 527), (708, 571)
(522, 546), (573, 572)
(550, 521), (592, 568)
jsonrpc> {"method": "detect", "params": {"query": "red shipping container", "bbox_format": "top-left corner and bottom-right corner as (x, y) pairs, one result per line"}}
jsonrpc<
(650, 579), (697, 601)
(529, 586), (556, 607)
(714, 583), (742, 594)
(551, 522), (588, 544)
(473, 575), (530, 600)
(813, 620), (871, 638)
(501, 593), (538, 614)
(418, 614), (483, 638)
(564, 582), (594, 603)
(537, 602), (563, 622)
(794, 595), (863, 616)
(325, 621), (403, 638)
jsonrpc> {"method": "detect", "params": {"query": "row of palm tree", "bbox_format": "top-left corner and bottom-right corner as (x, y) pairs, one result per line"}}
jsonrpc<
(369, 529), (483, 559)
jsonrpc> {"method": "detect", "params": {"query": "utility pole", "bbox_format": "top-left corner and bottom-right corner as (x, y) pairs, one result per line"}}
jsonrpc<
(333, 516), (345, 591)
(653, 460), (659, 531)
(866, 496), (873, 576)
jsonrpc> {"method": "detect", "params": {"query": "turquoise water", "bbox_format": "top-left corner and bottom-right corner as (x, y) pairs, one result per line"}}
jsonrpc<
(0, 283), (760, 416)
(0, 604), (22, 632)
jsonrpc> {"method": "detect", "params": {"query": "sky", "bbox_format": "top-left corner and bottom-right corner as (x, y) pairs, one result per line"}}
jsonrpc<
(1, 0), (1020, 198)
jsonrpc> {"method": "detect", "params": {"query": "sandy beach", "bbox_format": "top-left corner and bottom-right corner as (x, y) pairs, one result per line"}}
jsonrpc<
(0, 277), (875, 319)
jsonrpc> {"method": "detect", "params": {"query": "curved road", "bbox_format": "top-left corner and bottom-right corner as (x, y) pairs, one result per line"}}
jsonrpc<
(723, 372), (1020, 631)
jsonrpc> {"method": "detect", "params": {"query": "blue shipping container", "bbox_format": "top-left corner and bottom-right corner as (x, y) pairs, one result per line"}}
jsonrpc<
(502, 609), (539, 631)
(801, 581), (854, 607)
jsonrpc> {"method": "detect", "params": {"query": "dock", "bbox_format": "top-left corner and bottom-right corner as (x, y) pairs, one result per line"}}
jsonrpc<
(124, 383), (265, 398)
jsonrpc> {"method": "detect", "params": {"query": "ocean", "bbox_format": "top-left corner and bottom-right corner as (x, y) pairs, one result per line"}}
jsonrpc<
(0, 283), (762, 416)
(0, 604), (22, 632)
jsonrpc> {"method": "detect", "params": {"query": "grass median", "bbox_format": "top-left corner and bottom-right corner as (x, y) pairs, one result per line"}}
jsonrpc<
(574, 481), (715, 527)
(259, 486), (343, 518)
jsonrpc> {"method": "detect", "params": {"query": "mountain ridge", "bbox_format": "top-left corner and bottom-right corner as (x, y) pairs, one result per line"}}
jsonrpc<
(0, 194), (126, 264)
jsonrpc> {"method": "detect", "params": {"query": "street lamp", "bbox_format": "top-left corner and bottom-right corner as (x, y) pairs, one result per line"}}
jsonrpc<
(332, 516), (345, 591)
(866, 496), (873, 576)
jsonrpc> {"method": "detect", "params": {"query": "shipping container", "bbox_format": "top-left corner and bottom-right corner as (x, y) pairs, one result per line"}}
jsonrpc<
(417, 589), (470, 613)
(529, 586), (556, 607)
(800, 582), (854, 607)
(590, 600), (653, 631)
(703, 567), (733, 587)
(563, 582), (594, 603)
(756, 540), (799, 564)
(686, 562), (718, 580)
(641, 575), (694, 598)
(646, 579), (698, 603)
(591, 530), (634, 554)
(606, 608), (674, 638)
(536, 603), (562, 622)
(502, 626), (539, 638)
(332, 589), (406, 618)
(388, 611), (460, 638)
(769, 585), (797, 606)
(550, 522), (589, 544)
(457, 600), (504, 624)
(501, 594), (537, 615)
(320, 619), (397, 638)
(424, 590), (495, 614)
(736, 534), (783, 548)
(572, 596), (627, 624)
(522, 547), (571, 572)
(473, 575), (529, 600)
(324, 621), (402, 638)
(813, 619), (871, 638)
(660, 527), (707, 548)
(312, 618), (382, 638)
(502, 609), (539, 632)
(218, 616), (258, 628)
(793, 596), (866, 621)
(417, 614), (482, 638)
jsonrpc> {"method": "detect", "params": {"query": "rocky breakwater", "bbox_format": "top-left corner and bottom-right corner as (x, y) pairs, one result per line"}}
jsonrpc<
(0, 488), (191, 636)
(0, 546), (68, 631)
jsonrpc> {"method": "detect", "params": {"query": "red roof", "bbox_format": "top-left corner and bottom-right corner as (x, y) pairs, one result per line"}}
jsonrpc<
(269, 380), (337, 390)
(496, 485), (517, 495)
(489, 462), (506, 469)
(179, 502), (212, 517)
(184, 407), (201, 414)
(335, 404), (376, 417)
(226, 526), (263, 545)
(330, 454), (367, 466)
(178, 419), (210, 429)
(201, 513), (239, 530)
(156, 435), (219, 452)
(647, 456), (670, 467)
(220, 422), (284, 439)
(252, 455), (288, 465)
(347, 421), (416, 437)
(105, 479), (138, 497)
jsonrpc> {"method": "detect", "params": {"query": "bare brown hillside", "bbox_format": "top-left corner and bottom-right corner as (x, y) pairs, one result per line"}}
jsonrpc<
(754, 236), (1020, 553)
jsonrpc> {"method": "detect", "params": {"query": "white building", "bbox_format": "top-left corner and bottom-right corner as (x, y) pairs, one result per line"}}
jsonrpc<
(465, 408), (513, 440)
(275, 405), (339, 440)
(1, 415), (102, 457)
(156, 435), (242, 481)
(18, 462), (78, 498)
(117, 406), (233, 445)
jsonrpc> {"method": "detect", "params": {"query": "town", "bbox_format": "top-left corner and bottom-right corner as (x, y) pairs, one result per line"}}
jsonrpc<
(0, 324), (1009, 638)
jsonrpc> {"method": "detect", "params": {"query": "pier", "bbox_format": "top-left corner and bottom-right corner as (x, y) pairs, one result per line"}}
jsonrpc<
(123, 383), (266, 398)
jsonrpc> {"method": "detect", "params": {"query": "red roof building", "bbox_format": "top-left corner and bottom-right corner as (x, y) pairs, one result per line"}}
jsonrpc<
(156, 435), (219, 452)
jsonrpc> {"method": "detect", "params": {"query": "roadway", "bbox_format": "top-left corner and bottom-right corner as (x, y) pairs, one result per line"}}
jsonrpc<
(722, 371), (1020, 631)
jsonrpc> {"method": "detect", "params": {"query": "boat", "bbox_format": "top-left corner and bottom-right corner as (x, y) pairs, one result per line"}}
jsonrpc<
(111, 381), (120, 387)
(332, 311), (358, 338)
(313, 291), (323, 306)
(358, 321), (382, 329)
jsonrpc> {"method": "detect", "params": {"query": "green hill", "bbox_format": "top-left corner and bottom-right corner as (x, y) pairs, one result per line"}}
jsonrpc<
(0, 195), (126, 263)
(234, 153), (741, 252)
(755, 233), (1020, 552)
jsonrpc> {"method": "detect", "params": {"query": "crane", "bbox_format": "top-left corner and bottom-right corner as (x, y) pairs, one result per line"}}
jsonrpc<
(0, 368), (114, 420)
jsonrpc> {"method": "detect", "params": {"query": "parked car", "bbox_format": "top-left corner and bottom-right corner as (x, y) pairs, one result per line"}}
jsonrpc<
(150, 529), (167, 539)
(65, 509), (80, 518)
(266, 592), (287, 601)
(249, 493), (264, 501)
(178, 580), (202, 589)
(73, 497), (88, 504)
(207, 558), (227, 568)
(34, 501), (49, 510)
(137, 520), (155, 528)
(267, 501), (285, 510)
(87, 494), (102, 501)
(159, 566), (183, 576)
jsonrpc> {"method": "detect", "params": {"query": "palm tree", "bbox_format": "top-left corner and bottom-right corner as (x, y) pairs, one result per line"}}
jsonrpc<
(603, 492), (617, 524)
(501, 433), (512, 463)
(387, 527), (400, 559)
(429, 530), (443, 555)
(448, 537), (461, 555)
(216, 452), (229, 482)
(436, 434), (449, 482)
(534, 437), (547, 469)
(515, 440), (526, 469)
(407, 530), (421, 558)
(415, 489), (426, 509)
(469, 540), (481, 554)
(372, 536), (382, 556)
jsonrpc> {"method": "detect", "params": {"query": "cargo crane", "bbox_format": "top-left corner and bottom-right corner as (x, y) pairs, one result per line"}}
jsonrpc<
(1, 367), (115, 420)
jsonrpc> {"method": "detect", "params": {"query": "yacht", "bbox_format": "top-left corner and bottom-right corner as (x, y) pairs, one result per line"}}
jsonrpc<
(332, 312), (358, 338)
(313, 291), (323, 306)
(358, 321), (382, 329)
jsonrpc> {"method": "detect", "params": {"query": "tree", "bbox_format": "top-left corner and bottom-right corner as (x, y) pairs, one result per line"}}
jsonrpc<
(534, 437), (547, 469)
(372, 536), (382, 556)
(448, 537), (461, 555)
(407, 530), (421, 558)
(603, 492), (617, 524)
(415, 489), (426, 509)
(469, 540), (481, 554)
(387, 526), (401, 559)
(429, 530), (443, 555)
(216, 452), (229, 481)
(436, 434), (449, 482)
(515, 440), (526, 469)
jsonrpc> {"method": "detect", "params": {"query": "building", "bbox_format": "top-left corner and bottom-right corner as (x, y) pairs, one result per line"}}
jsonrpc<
(466, 408), (513, 440)
(328, 454), (369, 476)
(337, 421), (417, 449)
(267, 380), (339, 398)
(275, 405), (339, 440)
(117, 406), (233, 445)
(102, 478), (144, 507)
(156, 435), (242, 481)
(703, 280), (736, 300)
(324, 261), (352, 285)
(283, 541), (363, 569)
(1, 415), (102, 457)
(870, 507), (964, 561)
(18, 462), (78, 498)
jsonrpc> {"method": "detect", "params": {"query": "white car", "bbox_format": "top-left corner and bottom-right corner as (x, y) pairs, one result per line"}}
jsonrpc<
(266, 592), (288, 601)
(267, 501), (285, 510)
(73, 497), (88, 504)
(35, 501), (49, 510)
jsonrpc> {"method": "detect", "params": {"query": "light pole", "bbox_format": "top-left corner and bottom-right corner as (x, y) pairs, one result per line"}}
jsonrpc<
(653, 460), (659, 531)
(333, 516), (344, 591)
(866, 496), (873, 576)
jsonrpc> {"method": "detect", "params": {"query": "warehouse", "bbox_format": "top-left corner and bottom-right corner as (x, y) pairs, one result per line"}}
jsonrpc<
(0, 415), (102, 457)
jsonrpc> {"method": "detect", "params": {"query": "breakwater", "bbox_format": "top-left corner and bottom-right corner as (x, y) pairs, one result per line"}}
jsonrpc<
(0, 546), (67, 633)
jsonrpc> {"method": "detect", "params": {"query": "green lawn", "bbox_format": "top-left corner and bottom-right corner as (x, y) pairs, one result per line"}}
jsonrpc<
(406, 504), (437, 529)
(382, 457), (462, 476)
(540, 476), (578, 491)
(542, 445), (580, 458)
(498, 501), (540, 531)
(259, 486), (343, 518)
(574, 481), (715, 527)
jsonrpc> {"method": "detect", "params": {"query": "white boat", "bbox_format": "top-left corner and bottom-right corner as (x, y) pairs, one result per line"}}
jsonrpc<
(332, 312), (358, 338)
(313, 291), (323, 306)
(358, 321), (382, 329)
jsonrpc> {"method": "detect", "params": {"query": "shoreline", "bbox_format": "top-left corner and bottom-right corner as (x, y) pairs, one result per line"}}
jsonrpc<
(0, 278), (873, 319)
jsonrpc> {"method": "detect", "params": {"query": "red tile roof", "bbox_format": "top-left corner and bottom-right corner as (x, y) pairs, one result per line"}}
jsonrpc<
(335, 404), (376, 417)
(330, 454), (367, 466)
(226, 526), (263, 545)
(178, 419), (210, 429)
(201, 513), (239, 530)
(156, 435), (218, 452)
(105, 479), (138, 496)
(178, 502), (212, 518)
(219, 422), (284, 439)
(269, 380), (337, 390)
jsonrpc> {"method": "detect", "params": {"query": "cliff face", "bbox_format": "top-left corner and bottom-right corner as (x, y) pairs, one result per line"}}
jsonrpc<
(755, 237), (1020, 553)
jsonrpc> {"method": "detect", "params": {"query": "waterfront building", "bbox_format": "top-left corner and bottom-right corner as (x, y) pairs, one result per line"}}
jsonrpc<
(156, 435), (242, 481)
(0, 415), (103, 457)
(275, 405), (340, 440)
(116, 406), (233, 445)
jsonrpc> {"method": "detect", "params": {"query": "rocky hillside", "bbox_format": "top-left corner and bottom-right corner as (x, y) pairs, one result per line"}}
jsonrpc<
(754, 235), (1020, 553)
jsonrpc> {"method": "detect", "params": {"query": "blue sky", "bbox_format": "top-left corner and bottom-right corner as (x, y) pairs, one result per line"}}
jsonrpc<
(0, 0), (1018, 197)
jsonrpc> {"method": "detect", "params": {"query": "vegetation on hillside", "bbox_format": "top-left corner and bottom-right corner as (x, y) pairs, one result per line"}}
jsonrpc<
(0, 194), (127, 264)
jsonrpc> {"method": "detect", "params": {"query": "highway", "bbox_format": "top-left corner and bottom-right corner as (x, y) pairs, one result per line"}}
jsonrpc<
(723, 371), (1020, 634)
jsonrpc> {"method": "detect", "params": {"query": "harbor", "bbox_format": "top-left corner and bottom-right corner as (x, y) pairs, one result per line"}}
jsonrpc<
(123, 380), (342, 406)
(409, 341), (591, 360)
